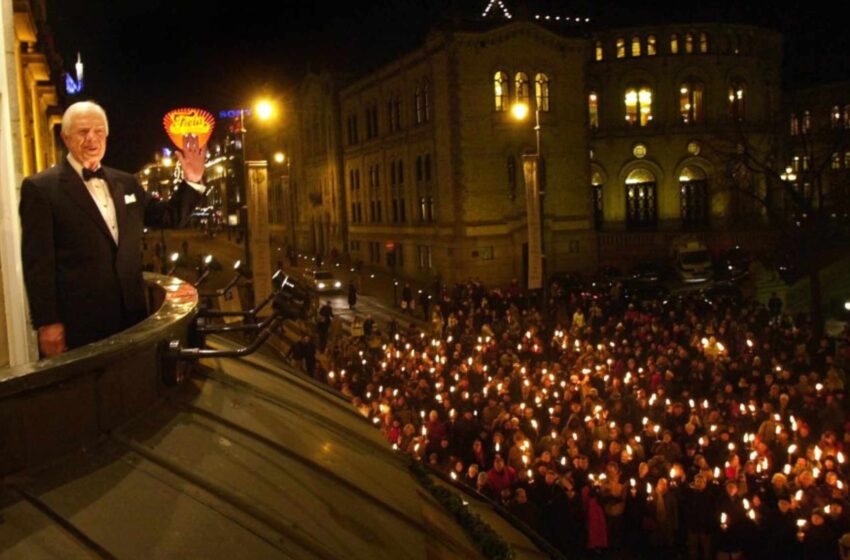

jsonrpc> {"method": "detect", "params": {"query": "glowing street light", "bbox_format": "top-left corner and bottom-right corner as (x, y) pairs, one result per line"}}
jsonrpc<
(511, 102), (530, 121)
(274, 151), (285, 164)
(255, 99), (275, 121)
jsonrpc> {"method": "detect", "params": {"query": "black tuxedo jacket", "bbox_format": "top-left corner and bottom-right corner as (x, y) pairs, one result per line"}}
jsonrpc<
(19, 159), (203, 349)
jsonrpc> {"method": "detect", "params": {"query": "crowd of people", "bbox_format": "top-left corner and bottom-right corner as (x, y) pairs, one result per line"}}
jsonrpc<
(308, 275), (850, 559)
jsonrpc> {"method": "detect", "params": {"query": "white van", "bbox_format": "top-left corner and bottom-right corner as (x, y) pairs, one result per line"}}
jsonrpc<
(673, 240), (713, 283)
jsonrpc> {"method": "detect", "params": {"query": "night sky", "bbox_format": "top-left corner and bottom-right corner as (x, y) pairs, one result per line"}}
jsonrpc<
(44, 0), (850, 172)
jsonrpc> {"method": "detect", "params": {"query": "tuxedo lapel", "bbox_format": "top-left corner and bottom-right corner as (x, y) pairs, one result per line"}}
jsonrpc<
(103, 168), (127, 243)
(59, 160), (116, 245)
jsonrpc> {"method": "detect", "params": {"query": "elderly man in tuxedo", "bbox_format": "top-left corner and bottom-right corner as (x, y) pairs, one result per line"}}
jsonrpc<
(19, 101), (207, 357)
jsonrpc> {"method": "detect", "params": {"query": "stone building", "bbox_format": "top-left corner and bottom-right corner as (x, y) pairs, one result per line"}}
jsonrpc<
(587, 23), (783, 264)
(0, 0), (65, 365)
(282, 17), (841, 284)
(291, 21), (592, 285)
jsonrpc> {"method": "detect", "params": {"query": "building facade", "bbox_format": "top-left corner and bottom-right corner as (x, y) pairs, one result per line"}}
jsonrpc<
(284, 19), (834, 285)
(291, 22), (593, 285)
(587, 23), (783, 264)
(1, 0), (65, 366)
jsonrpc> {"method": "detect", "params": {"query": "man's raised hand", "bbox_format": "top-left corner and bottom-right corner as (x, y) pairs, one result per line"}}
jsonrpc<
(175, 134), (206, 183)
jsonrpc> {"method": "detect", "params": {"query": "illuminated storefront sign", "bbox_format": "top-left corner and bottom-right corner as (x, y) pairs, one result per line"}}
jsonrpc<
(163, 107), (216, 150)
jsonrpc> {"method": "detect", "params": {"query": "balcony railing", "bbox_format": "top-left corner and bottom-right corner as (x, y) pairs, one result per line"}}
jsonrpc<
(0, 272), (198, 475)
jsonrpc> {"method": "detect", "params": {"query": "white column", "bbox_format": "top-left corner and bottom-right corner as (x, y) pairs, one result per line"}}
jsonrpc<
(0, 1), (37, 365)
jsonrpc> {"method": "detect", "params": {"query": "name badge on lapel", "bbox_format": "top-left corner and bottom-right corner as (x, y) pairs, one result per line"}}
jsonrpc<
(124, 194), (137, 204)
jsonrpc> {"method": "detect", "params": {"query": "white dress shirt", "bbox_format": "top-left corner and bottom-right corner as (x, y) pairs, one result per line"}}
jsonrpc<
(68, 154), (119, 243)
(67, 155), (206, 244)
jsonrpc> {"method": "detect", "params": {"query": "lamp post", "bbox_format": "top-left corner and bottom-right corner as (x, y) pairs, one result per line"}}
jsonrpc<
(235, 99), (277, 296)
(511, 101), (546, 311)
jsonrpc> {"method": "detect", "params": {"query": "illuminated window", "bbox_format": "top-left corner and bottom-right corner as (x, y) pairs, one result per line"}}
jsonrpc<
(831, 106), (841, 128)
(832, 152), (842, 170)
(515, 72), (530, 104)
(588, 91), (599, 129)
(729, 80), (746, 121)
(647, 35), (657, 56)
(592, 171), (604, 229)
(494, 72), (509, 111)
(616, 37), (625, 58)
(699, 32), (709, 53)
(535, 73), (550, 112)
(679, 81), (704, 124)
(670, 34), (679, 54)
(625, 86), (653, 126)
(595, 41), (604, 61)
(631, 36), (641, 57)
(685, 33), (694, 53)
(844, 105), (850, 128)
(845, 152), (850, 168)
(680, 166), (709, 226)
(790, 113), (799, 136)
(625, 168), (657, 228)
(802, 110), (811, 133)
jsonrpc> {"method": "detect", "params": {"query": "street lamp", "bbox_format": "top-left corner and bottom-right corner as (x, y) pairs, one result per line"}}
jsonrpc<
(511, 101), (545, 307)
(235, 98), (278, 290)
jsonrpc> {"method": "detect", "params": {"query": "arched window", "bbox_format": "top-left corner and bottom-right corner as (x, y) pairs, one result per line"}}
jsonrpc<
(595, 41), (604, 61)
(680, 166), (709, 226)
(790, 113), (800, 136)
(832, 152), (841, 170)
(494, 71), (509, 111)
(515, 72), (530, 104)
(647, 35), (657, 56)
(592, 171), (604, 229)
(670, 34), (679, 54)
(802, 110), (811, 133)
(535, 73), (550, 112)
(679, 80), (705, 124)
(685, 33), (694, 53)
(728, 80), (746, 121)
(699, 32), (709, 53)
(625, 86), (653, 126)
(588, 91), (599, 129)
(625, 168), (657, 228)
(616, 37), (626, 58)
(631, 36), (641, 57)
(831, 106), (841, 128)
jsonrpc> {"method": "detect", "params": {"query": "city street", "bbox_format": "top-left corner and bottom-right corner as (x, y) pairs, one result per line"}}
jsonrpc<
(144, 228), (429, 334)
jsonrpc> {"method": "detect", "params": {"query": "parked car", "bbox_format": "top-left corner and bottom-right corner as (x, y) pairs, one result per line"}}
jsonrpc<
(305, 269), (343, 293)
(630, 261), (665, 284)
(621, 279), (669, 304)
(700, 281), (744, 306)
(673, 240), (713, 283)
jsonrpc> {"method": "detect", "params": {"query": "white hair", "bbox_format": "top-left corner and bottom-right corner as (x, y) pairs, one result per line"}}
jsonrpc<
(61, 101), (109, 136)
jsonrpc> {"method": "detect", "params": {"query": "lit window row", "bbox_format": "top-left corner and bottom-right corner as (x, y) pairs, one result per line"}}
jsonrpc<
(596, 32), (708, 61)
(588, 80), (746, 128)
(791, 105), (850, 135)
(494, 71), (550, 112)
(592, 165), (709, 229)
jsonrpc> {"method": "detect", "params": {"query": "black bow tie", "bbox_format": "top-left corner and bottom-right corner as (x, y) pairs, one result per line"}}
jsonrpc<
(82, 167), (106, 181)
